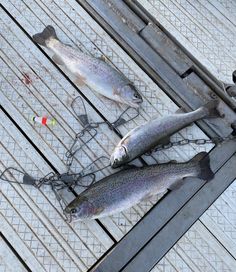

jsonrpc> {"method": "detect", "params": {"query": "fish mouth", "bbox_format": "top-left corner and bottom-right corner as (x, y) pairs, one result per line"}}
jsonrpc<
(110, 154), (118, 168)
(64, 207), (79, 222)
(111, 145), (128, 168)
(65, 211), (82, 222)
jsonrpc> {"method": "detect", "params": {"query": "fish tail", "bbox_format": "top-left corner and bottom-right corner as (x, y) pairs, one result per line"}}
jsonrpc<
(189, 152), (214, 181)
(32, 25), (58, 47)
(201, 99), (220, 118)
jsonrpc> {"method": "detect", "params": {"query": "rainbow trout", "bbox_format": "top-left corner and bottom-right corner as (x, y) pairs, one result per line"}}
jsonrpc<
(64, 152), (213, 221)
(33, 26), (143, 108)
(110, 100), (219, 168)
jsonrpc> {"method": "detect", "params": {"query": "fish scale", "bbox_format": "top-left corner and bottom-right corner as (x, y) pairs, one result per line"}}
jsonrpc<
(64, 152), (214, 221)
(33, 25), (143, 108)
(111, 99), (220, 167)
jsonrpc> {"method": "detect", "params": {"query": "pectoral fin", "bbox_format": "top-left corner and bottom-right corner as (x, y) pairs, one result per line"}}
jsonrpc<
(141, 192), (154, 202)
(168, 179), (185, 191)
(94, 207), (104, 215)
(75, 74), (86, 87)
(158, 136), (171, 146)
(52, 54), (64, 65)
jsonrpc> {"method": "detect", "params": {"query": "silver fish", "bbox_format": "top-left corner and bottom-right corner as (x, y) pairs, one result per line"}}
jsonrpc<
(110, 100), (219, 168)
(33, 26), (143, 108)
(64, 152), (213, 221)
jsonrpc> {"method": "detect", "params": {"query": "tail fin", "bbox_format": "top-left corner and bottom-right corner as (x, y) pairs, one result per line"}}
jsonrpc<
(32, 25), (58, 47)
(189, 152), (214, 181)
(201, 99), (220, 118)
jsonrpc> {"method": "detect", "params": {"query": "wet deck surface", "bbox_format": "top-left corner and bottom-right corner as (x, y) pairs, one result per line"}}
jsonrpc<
(0, 0), (235, 271)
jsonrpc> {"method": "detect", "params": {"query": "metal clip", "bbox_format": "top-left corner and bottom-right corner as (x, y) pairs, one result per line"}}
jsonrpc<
(112, 107), (140, 128)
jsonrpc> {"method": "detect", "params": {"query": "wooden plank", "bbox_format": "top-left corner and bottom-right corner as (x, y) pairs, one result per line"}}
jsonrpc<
(122, 152), (236, 272)
(0, 235), (28, 272)
(91, 139), (236, 272)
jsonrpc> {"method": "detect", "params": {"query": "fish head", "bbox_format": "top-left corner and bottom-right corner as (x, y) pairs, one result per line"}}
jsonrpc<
(64, 196), (95, 221)
(118, 84), (143, 108)
(110, 145), (129, 168)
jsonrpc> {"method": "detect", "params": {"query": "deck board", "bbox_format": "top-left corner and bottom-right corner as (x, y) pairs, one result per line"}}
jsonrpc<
(154, 219), (236, 272)
(136, 0), (236, 270)
(0, 211), (47, 271)
(0, 111), (113, 271)
(200, 181), (236, 258)
(1, 0), (213, 242)
(138, 0), (236, 82)
(0, 0), (235, 271)
(0, 236), (28, 272)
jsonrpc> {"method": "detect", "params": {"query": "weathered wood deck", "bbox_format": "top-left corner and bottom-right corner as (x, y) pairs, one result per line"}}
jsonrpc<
(0, 0), (235, 271)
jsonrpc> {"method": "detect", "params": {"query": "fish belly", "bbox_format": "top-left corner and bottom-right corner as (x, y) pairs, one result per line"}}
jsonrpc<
(89, 176), (153, 218)
(51, 44), (127, 102)
(94, 191), (146, 219)
(69, 62), (123, 101)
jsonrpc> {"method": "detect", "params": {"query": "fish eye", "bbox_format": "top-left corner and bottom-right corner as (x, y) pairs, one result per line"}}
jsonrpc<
(134, 93), (140, 98)
(71, 208), (77, 214)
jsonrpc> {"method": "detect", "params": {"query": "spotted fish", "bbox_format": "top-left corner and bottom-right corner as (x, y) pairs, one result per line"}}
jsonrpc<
(64, 152), (213, 221)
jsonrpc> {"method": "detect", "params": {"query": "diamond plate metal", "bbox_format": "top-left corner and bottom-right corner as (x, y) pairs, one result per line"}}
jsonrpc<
(0, 115), (113, 270)
(140, 0), (236, 82)
(176, 0), (236, 59)
(0, 237), (27, 272)
(0, 193), (66, 272)
(6, 0), (213, 163)
(0, 0), (235, 271)
(200, 179), (236, 258)
(153, 220), (235, 272)
(217, 0), (236, 17)
(0, 0), (214, 244)
(152, 178), (236, 272)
